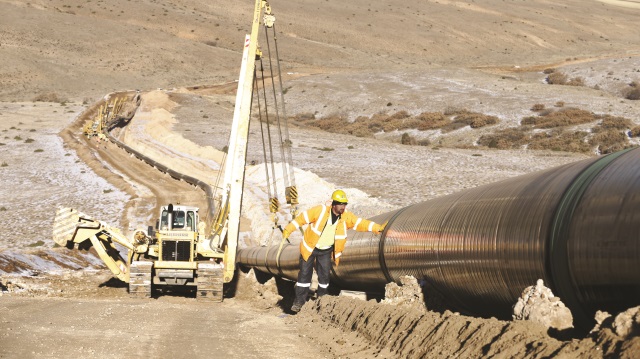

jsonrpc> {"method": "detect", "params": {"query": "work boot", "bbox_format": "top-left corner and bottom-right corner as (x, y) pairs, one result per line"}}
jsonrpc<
(316, 287), (328, 297)
(291, 302), (303, 313)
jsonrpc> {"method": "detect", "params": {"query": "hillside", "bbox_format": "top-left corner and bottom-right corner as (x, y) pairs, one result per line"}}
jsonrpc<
(1, 0), (639, 358)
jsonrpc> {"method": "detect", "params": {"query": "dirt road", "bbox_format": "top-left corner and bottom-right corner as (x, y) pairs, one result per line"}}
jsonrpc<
(0, 271), (332, 359)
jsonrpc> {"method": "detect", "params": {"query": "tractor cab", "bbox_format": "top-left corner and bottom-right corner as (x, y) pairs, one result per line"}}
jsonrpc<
(159, 204), (199, 232)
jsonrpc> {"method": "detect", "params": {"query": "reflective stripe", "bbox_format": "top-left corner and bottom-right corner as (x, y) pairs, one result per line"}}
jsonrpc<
(310, 226), (322, 236)
(335, 234), (347, 240)
(292, 219), (301, 229)
(318, 283), (329, 288)
(296, 282), (311, 287)
(335, 252), (342, 258)
(354, 218), (362, 230)
(302, 239), (315, 253)
(303, 210), (310, 225)
(312, 205), (327, 234)
(368, 222), (374, 232)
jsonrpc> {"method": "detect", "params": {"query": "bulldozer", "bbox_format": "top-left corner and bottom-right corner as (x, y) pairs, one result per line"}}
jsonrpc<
(52, 0), (297, 301)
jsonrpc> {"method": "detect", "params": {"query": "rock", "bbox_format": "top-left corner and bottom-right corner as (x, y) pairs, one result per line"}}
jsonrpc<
(512, 279), (573, 331)
(612, 306), (640, 338)
(590, 310), (612, 334)
(382, 275), (426, 312)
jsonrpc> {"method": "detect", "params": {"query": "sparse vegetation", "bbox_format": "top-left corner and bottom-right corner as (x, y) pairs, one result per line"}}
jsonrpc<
(1, 162), (7, 167)
(33, 92), (67, 103)
(566, 77), (585, 86)
(103, 189), (113, 194)
(14, 136), (22, 141)
(293, 110), (498, 139)
(630, 126), (640, 137)
(555, 101), (565, 107)
(546, 71), (584, 86)
(528, 130), (591, 153)
(478, 128), (529, 149)
(531, 104), (545, 111)
(521, 108), (596, 128)
(546, 72), (568, 85)
(593, 116), (633, 132)
(589, 130), (629, 154)
(625, 87), (640, 100)
(34, 149), (44, 152)
(400, 132), (416, 145)
(27, 240), (45, 247)
(24, 138), (35, 143)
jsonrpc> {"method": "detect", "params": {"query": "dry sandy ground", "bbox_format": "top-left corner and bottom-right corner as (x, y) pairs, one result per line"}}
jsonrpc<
(1, 0), (640, 358)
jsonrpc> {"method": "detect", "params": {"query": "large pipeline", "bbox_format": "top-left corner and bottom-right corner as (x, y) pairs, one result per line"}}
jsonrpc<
(238, 147), (640, 328)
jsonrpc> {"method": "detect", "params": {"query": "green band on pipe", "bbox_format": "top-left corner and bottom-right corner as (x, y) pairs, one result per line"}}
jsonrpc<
(549, 147), (635, 329)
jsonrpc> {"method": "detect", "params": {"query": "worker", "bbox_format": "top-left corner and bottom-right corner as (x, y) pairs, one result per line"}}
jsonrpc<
(282, 189), (386, 312)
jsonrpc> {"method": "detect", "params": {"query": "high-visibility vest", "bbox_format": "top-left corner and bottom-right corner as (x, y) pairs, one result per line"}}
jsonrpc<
(283, 204), (382, 265)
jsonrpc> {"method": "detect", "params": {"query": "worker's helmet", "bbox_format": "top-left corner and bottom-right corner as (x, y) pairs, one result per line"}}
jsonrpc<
(331, 190), (348, 204)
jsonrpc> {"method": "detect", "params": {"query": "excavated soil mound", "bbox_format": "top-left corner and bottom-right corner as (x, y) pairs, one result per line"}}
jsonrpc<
(290, 296), (640, 358)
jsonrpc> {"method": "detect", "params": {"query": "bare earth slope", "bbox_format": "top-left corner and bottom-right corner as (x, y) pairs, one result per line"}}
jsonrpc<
(2, 0), (640, 102)
(1, 0), (640, 358)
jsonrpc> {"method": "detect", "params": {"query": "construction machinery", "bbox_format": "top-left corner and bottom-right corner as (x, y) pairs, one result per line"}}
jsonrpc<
(53, 0), (297, 301)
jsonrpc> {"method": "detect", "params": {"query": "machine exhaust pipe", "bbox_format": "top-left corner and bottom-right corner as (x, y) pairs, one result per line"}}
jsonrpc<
(237, 147), (640, 328)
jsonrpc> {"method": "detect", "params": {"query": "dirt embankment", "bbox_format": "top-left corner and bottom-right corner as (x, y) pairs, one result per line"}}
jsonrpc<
(291, 295), (640, 358)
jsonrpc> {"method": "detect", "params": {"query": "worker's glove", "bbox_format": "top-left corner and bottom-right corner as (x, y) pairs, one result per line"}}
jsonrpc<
(374, 221), (388, 234)
(282, 228), (291, 243)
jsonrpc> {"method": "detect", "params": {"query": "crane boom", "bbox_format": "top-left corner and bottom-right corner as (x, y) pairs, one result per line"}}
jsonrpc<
(218, 0), (273, 282)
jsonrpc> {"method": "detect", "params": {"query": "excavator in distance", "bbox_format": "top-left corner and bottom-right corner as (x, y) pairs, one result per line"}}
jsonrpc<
(52, 0), (297, 301)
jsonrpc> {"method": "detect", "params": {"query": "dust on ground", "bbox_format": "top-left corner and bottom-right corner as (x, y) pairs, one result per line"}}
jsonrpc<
(2, 0), (640, 358)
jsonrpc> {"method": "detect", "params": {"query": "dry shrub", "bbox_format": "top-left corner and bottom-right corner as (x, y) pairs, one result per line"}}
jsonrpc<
(567, 77), (585, 86)
(441, 112), (498, 132)
(547, 72), (568, 85)
(310, 114), (347, 132)
(531, 104), (545, 111)
(538, 108), (555, 116)
(629, 126), (640, 137)
(555, 101), (565, 107)
(443, 107), (467, 116)
(401, 132), (417, 145)
(292, 112), (316, 121)
(347, 116), (374, 137)
(589, 129), (629, 154)
(593, 115), (633, 132)
(415, 112), (449, 130)
(543, 68), (556, 74)
(528, 131), (591, 153)
(389, 111), (411, 120)
(625, 88), (640, 100)
(523, 108), (596, 128)
(478, 128), (529, 149)
(33, 92), (66, 103)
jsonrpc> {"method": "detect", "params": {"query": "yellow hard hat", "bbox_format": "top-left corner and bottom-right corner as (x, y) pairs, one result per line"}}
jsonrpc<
(331, 189), (348, 204)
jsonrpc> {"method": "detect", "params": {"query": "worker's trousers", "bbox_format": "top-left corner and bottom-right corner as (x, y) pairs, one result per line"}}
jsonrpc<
(294, 246), (332, 305)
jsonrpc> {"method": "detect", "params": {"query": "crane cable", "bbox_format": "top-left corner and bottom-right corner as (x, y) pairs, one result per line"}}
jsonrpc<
(260, 20), (302, 269)
(254, 66), (280, 218)
(264, 24), (299, 215)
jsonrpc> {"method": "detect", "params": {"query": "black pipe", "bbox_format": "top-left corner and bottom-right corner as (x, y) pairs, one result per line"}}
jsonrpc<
(237, 147), (640, 327)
